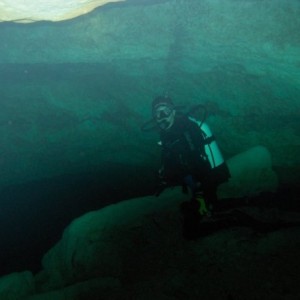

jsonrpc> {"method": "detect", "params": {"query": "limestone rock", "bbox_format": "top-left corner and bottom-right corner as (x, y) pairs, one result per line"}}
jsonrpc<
(0, 271), (34, 300)
(26, 277), (120, 300)
(35, 146), (278, 291)
(218, 145), (278, 198)
(0, 0), (123, 23)
(35, 188), (187, 291)
(0, 146), (297, 299)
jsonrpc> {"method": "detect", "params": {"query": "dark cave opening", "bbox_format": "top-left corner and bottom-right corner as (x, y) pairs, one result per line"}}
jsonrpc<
(0, 164), (156, 276)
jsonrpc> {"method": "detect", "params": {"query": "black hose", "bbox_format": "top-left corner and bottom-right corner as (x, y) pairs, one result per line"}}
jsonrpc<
(187, 104), (207, 127)
(140, 118), (157, 132)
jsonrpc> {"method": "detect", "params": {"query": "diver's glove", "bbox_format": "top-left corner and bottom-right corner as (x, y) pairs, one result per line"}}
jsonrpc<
(195, 195), (211, 217)
(154, 180), (167, 197)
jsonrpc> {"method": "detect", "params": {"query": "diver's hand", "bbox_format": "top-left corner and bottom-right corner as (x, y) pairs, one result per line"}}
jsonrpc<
(198, 197), (208, 215)
(154, 180), (167, 197)
(195, 196), (211, 217)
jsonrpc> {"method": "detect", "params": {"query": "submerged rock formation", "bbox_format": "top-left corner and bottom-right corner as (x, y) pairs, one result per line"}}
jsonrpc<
(1, 189), (300, 299)
(0, 0), (123, 22)
(2, 147), (299, 300)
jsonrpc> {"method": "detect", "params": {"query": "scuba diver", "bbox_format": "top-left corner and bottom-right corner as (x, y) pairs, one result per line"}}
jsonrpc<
(143, 95), (231, 239)
(142, 96), (300, 239)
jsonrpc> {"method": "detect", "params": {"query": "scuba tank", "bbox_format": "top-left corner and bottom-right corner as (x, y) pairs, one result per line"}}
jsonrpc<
(188, 116), (225, 169)
(187, 104), (225, 170)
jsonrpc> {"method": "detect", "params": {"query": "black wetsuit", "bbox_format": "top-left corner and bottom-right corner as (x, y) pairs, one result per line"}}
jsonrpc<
(159, 113), (230, 207)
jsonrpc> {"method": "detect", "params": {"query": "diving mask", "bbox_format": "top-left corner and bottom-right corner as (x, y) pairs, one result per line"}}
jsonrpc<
(154, 105), (173, 120)
(154, 104), (176, 130)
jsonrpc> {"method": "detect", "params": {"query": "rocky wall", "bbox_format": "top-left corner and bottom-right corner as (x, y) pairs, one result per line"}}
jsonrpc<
(0, 0), (299, 188)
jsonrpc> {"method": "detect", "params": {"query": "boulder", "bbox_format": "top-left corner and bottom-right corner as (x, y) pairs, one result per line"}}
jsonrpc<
(0, 271), (34, 300)
(218, 145), (278, 198)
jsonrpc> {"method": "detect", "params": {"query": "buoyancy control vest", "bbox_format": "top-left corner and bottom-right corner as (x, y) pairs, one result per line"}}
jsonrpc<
(158, 114), (208, 182)
(141, 102), (229, 183)
(159, 112), (229, 186)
